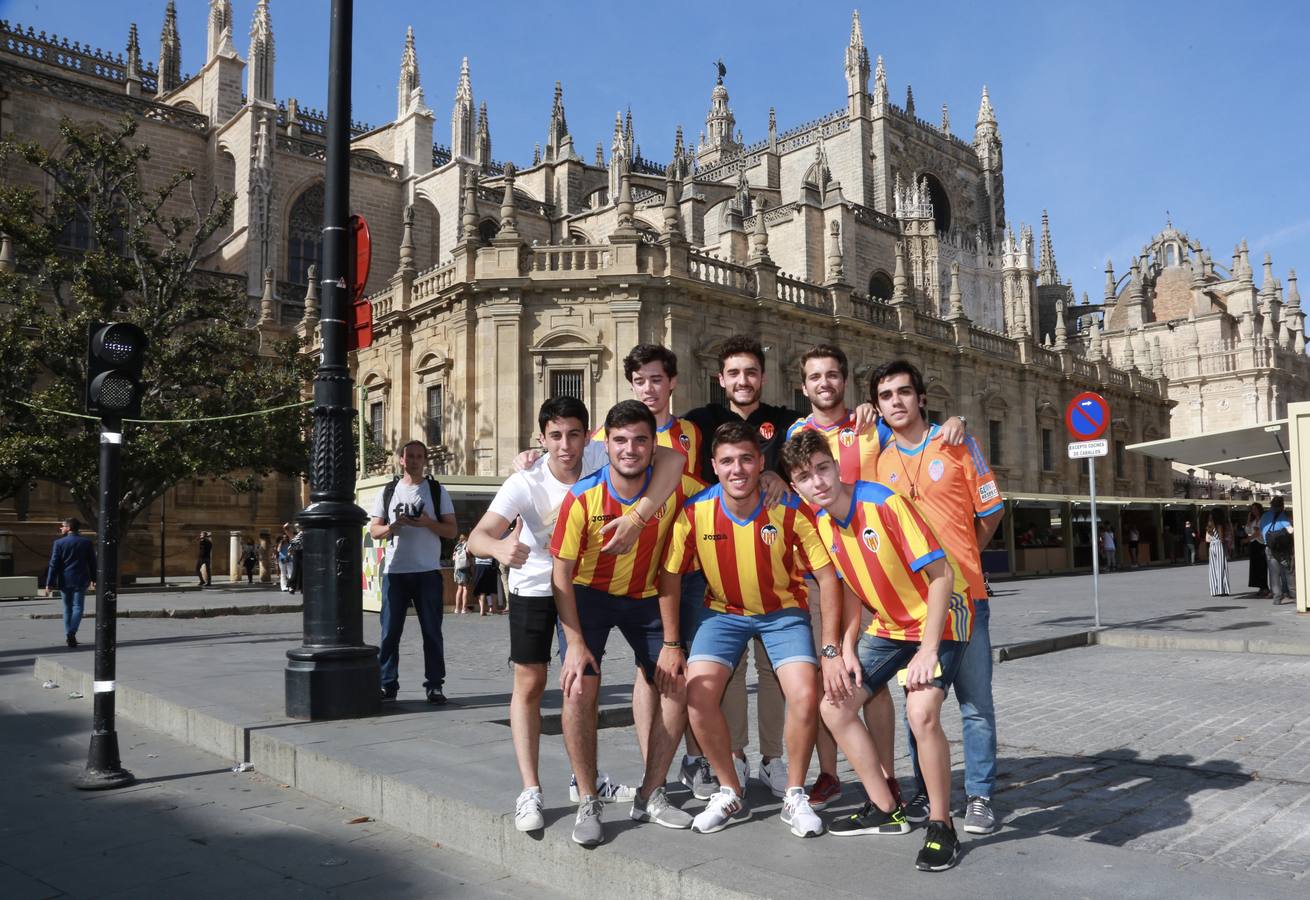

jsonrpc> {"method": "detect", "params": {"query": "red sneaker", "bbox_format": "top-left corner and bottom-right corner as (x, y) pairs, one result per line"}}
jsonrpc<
(807, 771), (842, 810)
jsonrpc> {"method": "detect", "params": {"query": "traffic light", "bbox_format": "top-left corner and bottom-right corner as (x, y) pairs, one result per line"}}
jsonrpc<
(85, 321), (148, 419)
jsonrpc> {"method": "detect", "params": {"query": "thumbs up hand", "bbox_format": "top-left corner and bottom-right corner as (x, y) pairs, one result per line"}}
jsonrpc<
(497, 519), (531, 569)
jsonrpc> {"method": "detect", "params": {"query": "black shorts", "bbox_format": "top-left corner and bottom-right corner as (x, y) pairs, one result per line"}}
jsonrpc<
(509, 592), (557, 665)
(472, 563), (499, 595)
(556, 585), (663, 683)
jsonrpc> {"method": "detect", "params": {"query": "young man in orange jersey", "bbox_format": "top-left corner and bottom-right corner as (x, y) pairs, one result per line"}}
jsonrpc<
(783, 430), (973, 872)
(871, 359), (1003, 835)
(785, 344), (966, 808)
(659, 422), (842, 838)
(550, 400), (706, 847)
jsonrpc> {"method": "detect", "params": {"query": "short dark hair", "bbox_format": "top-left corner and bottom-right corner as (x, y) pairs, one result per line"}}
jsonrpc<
(800, 344), (848, 379)
(869, 359), (927, 416)
(397, 439), (428, 457)
(62, 517), (80, 533)
(1270, 495), (1285, 513)
(538, 396), (590, 433)
(710, 421), (761, 457)
(624, 344), (678, 381)
(718, 335), (765, 372)
(781, 430), (833, 477)
(603, 399), (657, 437)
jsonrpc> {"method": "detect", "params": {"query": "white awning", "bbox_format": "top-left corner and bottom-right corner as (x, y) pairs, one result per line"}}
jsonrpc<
(1127, 419), (1290, 486)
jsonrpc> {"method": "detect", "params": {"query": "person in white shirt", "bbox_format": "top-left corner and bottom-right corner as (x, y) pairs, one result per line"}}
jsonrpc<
(368, 440), (458, 704)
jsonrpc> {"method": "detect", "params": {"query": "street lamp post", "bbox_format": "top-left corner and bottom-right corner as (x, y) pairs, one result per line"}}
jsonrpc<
(284, 0), (379, 719)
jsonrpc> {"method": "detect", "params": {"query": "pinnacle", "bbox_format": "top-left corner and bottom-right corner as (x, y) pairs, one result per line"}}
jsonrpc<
(850, 9), (865, 47)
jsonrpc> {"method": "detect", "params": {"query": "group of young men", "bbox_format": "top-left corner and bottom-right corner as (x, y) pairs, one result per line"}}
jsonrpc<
(466, 335), (1004, 872)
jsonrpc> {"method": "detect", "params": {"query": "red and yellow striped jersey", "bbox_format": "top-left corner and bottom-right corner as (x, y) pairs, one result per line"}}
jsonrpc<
(785, 412), (891, 484)
(664, 485), (831, 616)
(876, 427), (1002, 599)
(550, 467), (705, 599)
(593, 416), (702, 477)
(814, 480), (973, 642)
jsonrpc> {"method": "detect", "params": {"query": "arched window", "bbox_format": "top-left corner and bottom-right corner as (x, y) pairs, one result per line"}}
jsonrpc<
(479, 219), (499, 243)
(868, 270), (894, 301)
(922, 173), (952, 233)
(286, 184), (324, 287)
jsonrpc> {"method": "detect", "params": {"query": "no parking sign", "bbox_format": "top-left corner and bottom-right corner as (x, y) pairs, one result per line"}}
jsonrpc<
(1066, 391), (1110, 440)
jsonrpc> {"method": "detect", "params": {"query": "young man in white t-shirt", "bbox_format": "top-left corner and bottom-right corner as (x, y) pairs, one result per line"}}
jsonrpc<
(469, 397), (612, 832)
(368, 440), (458, 704)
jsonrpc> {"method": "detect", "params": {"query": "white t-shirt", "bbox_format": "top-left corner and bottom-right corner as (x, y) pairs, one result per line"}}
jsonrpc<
(369, 478), (455, 575)
(487, 443), (608, 596)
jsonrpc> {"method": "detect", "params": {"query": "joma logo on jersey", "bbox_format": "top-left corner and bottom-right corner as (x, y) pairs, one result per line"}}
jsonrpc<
(861, 527), (880, 553)
(703, 533), (728, 541)
(760, 524), (779, 546)
(838, 427), (857, 448)
(590, 514), (618, 524)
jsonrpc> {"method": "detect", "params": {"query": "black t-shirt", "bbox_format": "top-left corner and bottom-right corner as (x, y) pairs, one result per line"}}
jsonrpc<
(198, 538), (212, 561)
(681, 402), (802, 483)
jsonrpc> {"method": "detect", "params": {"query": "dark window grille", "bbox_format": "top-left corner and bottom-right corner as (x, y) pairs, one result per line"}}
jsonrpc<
(550, 369), (584, 400)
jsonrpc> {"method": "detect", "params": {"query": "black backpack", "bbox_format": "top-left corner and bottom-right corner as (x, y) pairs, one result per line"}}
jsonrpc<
(1266, 515), (1293, 564)
(380, 475), (444, 524)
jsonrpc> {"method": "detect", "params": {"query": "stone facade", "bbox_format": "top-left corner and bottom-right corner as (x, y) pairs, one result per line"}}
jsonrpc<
(0, 4), (1206, 575)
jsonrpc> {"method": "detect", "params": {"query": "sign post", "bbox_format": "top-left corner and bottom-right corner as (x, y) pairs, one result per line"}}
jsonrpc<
(1067, 392), (1111, 628)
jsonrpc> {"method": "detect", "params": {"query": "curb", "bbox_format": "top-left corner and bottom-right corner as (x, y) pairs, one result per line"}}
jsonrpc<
(995, 629), (1310, 662)
(32, 656), (853, 900)
(26, 603), (303, 620)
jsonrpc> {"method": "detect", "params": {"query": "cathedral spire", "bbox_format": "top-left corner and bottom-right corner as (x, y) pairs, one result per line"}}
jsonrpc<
(545, 80), (574, 162)
(873, 55), (888, 109)
(904, 84), (915, 117)
(476, 101), (491, 170)
(1038, 210), (1059, 286)
(976, 84), (996, 128)
(125, 24), (142, 96)
(845, 9), (870, 116)
(623, 106), (635, 162)
(158, 0), (182, 94)
(207, 0), (233, 60)
(247, 0), (275, 105)
(451, 57), (476, 160)
(699, 60), (740, 165)
(940, 103), (950, 133)
(397, 26), (427, 118)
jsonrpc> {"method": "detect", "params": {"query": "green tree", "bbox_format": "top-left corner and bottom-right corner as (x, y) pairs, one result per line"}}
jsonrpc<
(0, 117), (312, 537)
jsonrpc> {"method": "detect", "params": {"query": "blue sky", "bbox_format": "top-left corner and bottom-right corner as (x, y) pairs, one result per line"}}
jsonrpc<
(4, 0), (1308, 309)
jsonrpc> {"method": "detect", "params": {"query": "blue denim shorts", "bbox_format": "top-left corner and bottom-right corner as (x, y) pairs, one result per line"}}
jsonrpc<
(857, 633), (967, 695)
(689, 607), (818, 671)
(679, 570), (709, 648)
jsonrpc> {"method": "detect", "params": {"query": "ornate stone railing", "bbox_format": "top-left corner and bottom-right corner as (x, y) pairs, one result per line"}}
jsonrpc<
(432, 143), (452, 167)
(0, 58), (208, 131)
(849, 202), (901, 235)
(687, 251), (755, 294)
(1032, 345), (1062, 369)
(276, 101), (371, 137)
(371, 292), (394, 319)
(630, 154), (666, 176)
(412, 261), (458, 303)
(969, 327), (1018, 360)
(1105, 368), (1129, 388)
(851, 294), (895, 327)
(276, 134), (401, 178)
(1, 20), (162, 91)
(530, 244), (613, 274)
(1073, 357), (1098, 380)
(777, 274), (831, 312)
(918, 315), (955, 344)
(475, 185), (554, 218)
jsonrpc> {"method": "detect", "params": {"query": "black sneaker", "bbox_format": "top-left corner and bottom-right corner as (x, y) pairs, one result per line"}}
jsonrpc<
(381, 686), (398, 702)
(828, 801), (910, 836)
(915, 820), (961, 872)
(66, 634), (78, 648)
(426, 687), (447, 705)
(903, 789), (930, 825)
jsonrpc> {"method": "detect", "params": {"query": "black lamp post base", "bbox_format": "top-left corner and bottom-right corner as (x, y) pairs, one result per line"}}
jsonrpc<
(285, 646), (381, 720)
(75, 734), (135, 790)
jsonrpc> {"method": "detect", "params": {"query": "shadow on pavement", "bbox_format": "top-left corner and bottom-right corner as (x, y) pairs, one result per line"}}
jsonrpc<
(986, 748), (1250, 849)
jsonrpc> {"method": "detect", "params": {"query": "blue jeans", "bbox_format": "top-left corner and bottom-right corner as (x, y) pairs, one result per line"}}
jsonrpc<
(378, 570), (445, 692)
(904, 600), (996, 799)
(61, 588), (86, 638)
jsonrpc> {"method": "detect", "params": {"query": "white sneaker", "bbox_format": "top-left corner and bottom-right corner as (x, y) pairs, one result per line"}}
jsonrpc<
(781, 787), (824, 838)
(569, 772), (637, 803)
(759, 757), (789, 799)
(691, 787), (750, 834)
(514, 788), (544, 832)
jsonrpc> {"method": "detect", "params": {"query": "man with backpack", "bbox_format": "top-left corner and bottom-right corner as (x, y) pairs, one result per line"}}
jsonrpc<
(1261, 496), (1295, 605)
(368, 440), (458, 703)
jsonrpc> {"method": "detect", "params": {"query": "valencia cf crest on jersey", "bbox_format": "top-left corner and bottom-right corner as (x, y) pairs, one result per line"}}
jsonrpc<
(758, 421), (776, 441)
(679, 432), (692, 450)
(760, 524), (779, 546)
(839, 427), (857, 448)
(928, 459), (945, 482)
(861, 527), (880, 553)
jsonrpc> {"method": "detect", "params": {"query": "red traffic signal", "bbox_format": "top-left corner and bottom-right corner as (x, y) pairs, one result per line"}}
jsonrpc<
(85, 322), (148, 419)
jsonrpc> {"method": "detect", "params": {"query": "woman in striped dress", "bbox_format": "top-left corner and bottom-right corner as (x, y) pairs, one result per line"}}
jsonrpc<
(1205, 510), (1230, 596)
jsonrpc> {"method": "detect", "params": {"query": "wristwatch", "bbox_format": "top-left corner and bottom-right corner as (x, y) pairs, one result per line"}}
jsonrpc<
(820, 644), (839, 659)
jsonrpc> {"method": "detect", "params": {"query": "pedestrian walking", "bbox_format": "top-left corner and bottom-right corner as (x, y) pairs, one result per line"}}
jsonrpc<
(195, 531), (213, 586)
(288, 528), (304, 594)
(1260, 496), (1295, 605)
(368, 440), (458, 703)
(1126, 526), (1140, 568)
(1100, 525), (1117, 572)
(241, 539), (258, 584)
(450, 534), (472, 613)
(44, 517), (96, 648)
(1246, 504), (1270, 598)
(275, 527), (292, 592)
(1206, 510), (1231, 596)
(1182, 520), (1197, 565)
